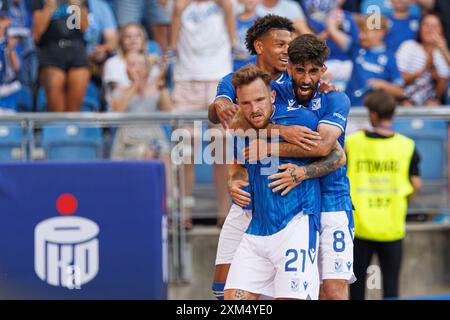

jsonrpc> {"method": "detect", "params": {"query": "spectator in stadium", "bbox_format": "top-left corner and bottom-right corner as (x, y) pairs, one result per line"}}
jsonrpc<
(233, 0), (259, 71)
(360, 0), (434, 16)
(32, 0), (90, 112)
(8, 0), (37, 87)
(111, 52), (170, 159)
(346, 90), (422, 300)
(308, 0), (359, 91)
(257, 0), (312, 35)
(114, 0), (171, 53)
(84, 0), (118, 87)
(0, 3), (21, 112)
(170, 0), (234, 228)
(384, 0), (420, 54)
(299, 0), (338, 21)
(103, 23), (160, 109)
(396, 12), (449, 106)
(328, 14), (404, 106)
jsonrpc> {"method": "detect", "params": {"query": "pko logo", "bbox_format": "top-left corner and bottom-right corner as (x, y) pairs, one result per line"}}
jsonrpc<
(34, 194), (99, 289)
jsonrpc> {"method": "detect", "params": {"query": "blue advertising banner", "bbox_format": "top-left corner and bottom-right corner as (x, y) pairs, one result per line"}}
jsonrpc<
(0, 161), (168, 299)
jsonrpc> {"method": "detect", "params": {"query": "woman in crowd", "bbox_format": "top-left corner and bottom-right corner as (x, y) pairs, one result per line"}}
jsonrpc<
(396, 12), (450, 106)
(32, 0), (90, 112)
(103, 22), (159, 109)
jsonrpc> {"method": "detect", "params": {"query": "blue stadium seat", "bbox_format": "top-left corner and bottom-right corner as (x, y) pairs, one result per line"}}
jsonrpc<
(16, 86), (34, 112)
(0, 124), (24, 160)
(393, 119), (448, 181)
(41, 124), (103, 160)
(36, 80), (101, 112)
(82, 81), (101, 112)
(36, 87), (47, 112)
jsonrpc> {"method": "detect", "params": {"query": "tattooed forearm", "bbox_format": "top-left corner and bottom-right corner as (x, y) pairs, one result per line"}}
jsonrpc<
(289, 167), (301, 183)
(304, 143), (346, 179)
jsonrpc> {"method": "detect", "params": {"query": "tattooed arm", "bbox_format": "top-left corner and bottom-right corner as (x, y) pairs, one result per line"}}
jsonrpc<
(267, 143), (346, 196)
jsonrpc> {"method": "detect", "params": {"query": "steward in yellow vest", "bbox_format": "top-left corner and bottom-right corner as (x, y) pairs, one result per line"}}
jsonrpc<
(347, 91), (422, 300)
(347, 130), (414, 241)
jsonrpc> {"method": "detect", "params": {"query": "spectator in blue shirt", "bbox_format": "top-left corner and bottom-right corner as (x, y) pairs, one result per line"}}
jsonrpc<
(233, 0), (258, 71)
(328, 14), (404, 106)
(307, 0), (359, 91)
(384, 0), (420, 54)
(360, 0), (434, 17)
(8, 0), (37, 87)
(84, 0), (118, 84)
(0, 4), (21, 112)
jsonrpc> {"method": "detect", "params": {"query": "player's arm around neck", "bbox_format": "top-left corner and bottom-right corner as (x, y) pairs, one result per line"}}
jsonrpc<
(272, 123), (343, 158)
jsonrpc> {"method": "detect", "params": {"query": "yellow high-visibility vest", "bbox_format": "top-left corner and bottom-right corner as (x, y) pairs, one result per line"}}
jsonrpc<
(346, 131), (415, 241)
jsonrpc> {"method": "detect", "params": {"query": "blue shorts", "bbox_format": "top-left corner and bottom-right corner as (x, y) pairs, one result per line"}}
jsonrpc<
(115, 0), (171, 26)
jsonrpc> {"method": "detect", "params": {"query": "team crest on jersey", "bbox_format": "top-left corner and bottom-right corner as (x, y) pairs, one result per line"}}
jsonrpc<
(378, 55), (388, 66)
(334, 259), (343, 273)
(410, 20), (419, 32)
(291, 278), (300, 292)
(311, 98), (321, 111)
(287, 99), (301, 111)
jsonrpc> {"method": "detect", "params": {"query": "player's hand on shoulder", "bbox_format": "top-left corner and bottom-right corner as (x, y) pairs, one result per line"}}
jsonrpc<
(268, 163), (307, 196)
(280, 125), (321, 150)
(215, 99), (238, 129)
(319, 79), (338, 94)
(228, 180), (251, 208)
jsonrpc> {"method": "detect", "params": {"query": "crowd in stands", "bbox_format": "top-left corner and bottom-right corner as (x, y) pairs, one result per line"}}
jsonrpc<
(0, 0), (447, 115)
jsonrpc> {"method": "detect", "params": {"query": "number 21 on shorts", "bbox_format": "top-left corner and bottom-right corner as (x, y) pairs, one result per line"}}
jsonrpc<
(285, 249), (306, 272)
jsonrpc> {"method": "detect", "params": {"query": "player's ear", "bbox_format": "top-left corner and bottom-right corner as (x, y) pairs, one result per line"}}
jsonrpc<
(270, 90), (276, 104)
(322, 65), (327, 74)
(254, 40), (263, 55)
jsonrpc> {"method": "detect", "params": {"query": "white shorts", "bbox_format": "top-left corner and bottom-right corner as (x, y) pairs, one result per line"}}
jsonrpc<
(225, 213), (320, 300)
(318, 211), (356, 283)
(215, 204), (252, 265)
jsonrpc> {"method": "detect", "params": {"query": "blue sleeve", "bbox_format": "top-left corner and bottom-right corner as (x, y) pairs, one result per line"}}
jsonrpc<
(215, 73), (236, 103)
(271, 81), (288, 105)
(97, 1), (118, 30)
(319, 91), (351, 133)
(347, 14), (359, 46)
(387, 52), (405, 86)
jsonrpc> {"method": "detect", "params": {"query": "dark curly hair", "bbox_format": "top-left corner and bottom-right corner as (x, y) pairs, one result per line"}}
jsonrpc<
(245, 14), (295, 55)
(288, 34), (330, 66)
